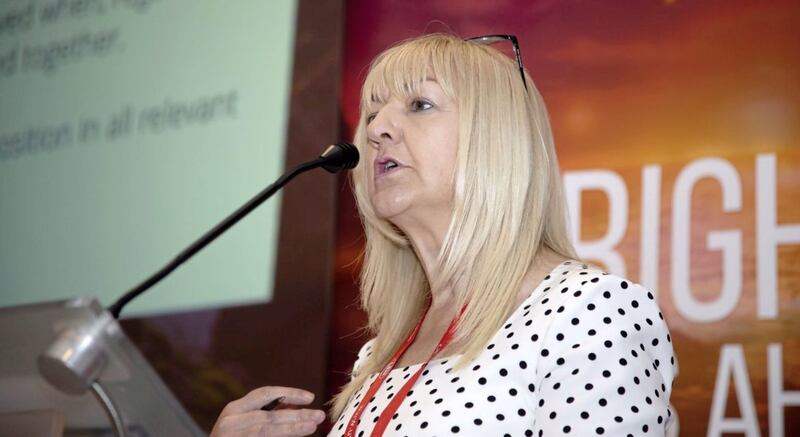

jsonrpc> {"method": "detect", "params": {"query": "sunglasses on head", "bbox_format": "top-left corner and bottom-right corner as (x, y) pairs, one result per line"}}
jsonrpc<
(464, 34), (528, 92)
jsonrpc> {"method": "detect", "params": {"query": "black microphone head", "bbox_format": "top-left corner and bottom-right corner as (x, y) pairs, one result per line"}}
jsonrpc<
(320, 142), (359, 173)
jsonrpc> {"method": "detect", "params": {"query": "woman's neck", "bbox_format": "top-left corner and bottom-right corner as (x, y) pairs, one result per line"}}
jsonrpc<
(393, 216), (456, 307)
(395, 212), (571, 311)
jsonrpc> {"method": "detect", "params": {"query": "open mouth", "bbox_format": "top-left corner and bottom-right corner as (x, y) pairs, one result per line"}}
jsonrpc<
(376, 158), (402, 176)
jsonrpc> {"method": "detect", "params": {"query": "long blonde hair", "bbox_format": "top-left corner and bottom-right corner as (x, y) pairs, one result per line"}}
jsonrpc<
(331, 33), (576, 418)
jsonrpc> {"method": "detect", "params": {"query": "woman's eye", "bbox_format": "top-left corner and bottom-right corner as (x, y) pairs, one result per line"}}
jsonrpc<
(366, 113), (377, 124)
(410, 99), (432, 112)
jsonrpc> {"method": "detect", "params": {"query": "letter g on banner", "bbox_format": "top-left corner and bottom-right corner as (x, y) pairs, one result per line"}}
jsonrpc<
(671, 157), (742, 323)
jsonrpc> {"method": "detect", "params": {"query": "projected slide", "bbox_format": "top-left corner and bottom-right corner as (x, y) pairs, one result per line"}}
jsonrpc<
(0, 0), (297, 315)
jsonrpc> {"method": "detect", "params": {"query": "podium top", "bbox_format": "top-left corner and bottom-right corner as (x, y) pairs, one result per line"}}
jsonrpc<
(0, 297), (203, 436)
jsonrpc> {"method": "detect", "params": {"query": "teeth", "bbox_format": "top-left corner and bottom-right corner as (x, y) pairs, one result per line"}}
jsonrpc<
(384, 161), (398, 171)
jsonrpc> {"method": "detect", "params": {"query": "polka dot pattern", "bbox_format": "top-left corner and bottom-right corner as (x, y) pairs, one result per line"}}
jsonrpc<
(329, 261), (677, 436)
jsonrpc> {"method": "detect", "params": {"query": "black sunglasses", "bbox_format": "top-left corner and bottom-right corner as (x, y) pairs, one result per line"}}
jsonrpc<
(464, 34), (528, 91)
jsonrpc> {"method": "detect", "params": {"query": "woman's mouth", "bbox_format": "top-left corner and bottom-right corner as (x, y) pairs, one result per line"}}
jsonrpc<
(375, 158), (404, 177)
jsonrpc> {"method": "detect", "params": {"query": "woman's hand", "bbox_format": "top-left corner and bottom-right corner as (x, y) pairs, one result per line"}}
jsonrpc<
(210, 386), (326, 436)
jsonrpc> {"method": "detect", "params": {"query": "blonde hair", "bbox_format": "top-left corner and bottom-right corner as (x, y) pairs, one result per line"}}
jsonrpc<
(330, 33), (576, 418)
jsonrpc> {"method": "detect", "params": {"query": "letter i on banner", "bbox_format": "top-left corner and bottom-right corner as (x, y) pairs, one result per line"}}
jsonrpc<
(640, 164), (661, 295)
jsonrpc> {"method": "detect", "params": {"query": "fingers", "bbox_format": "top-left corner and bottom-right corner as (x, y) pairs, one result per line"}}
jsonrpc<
(224, 386), (315, 414)
(264, 408), (326, 425)
(212, 386), (323, 437)
(225, 409), (325, 429)
(238, 420), (319, 437)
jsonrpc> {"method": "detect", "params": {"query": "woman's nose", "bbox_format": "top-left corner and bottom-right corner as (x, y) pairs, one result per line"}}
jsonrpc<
(367, 105), (402, 149)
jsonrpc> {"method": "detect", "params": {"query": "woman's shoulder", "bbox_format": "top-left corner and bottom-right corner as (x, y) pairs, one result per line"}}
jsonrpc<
(529, 260), (660, 319)
(519, 259), (676, 379)
(527, 261), (672, 356)
(521, 261), (678, 434)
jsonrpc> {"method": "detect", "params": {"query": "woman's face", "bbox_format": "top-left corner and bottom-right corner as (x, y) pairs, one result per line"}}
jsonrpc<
(364, 78), (459, 227)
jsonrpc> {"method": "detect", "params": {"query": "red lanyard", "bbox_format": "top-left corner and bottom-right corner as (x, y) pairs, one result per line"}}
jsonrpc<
(344, 302), (465, 437)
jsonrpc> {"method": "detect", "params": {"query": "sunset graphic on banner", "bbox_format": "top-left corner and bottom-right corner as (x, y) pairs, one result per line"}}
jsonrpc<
(330, 1), (800, 435)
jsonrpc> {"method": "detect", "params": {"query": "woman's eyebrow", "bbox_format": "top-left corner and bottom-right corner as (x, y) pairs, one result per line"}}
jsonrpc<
(402, 77), (438, 92)
(367, 77), (438, 103)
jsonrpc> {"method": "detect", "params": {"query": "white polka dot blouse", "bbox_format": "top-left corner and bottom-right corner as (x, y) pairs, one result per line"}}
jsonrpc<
(329, 261), (677, 436)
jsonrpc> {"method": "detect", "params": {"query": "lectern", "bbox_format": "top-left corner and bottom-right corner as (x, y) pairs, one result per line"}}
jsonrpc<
(0, 297), (203, 436)
(0, 144), (361, 436)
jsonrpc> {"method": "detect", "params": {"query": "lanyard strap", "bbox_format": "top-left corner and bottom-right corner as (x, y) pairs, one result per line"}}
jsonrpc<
(344, 302), (464, 437)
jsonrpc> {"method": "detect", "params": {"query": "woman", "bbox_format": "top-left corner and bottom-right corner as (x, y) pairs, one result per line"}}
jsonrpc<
(212, 33), (677, 436)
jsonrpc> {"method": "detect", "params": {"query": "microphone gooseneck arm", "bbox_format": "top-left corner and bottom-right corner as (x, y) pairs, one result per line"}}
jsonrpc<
(108, 143), (358, 319)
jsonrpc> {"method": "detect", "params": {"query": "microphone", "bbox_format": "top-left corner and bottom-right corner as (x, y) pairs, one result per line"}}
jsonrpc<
(107, 143), (359, 318)
(320, 142), (359, 173)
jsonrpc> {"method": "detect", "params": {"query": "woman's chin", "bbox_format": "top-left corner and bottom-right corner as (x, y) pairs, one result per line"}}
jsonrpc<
(370, 193), (411, 221)
(372, 202), (408, 221)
